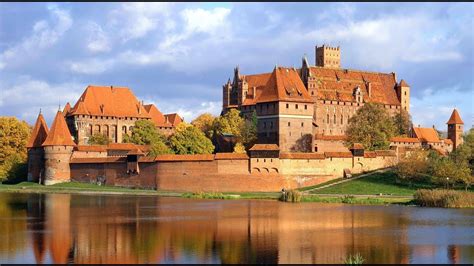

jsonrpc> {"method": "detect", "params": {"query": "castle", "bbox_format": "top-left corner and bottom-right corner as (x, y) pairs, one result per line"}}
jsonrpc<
(25, 45), (465, 191)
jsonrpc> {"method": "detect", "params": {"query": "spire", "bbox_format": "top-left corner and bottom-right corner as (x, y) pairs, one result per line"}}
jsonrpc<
(446, 108), (464, 125)
(399, 79), (409, 87)
(42, 111), (76, 146)
(27, 112), (49, 148)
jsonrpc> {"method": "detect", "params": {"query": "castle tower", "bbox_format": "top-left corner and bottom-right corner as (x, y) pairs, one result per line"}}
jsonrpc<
(397, 79), (410, 113)
(42, 111), (76, 185)
(315, 45), (340, 68)
(446, 108), (464, 149)
(26, 111), (49, 182)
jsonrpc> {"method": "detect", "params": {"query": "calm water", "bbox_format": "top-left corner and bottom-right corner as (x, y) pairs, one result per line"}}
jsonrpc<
(0, 192), (473, 264)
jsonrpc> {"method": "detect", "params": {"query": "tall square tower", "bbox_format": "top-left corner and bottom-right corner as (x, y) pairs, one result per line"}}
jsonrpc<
(315, 45), (340, 68)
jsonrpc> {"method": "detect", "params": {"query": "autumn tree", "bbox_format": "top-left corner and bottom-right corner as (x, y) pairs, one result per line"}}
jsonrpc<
(213, 109), (257, 149)
(346, 103), (396, 150)
(191, 113), (216, 139)
(169, 123), (215, 154)
(395, 149), (430, 185)
(0, 117), (31, 181)
(123, 119), (173, 156)
(240, 110), (258, 148)
(393, 109), (412, 136)
(88, 133), (110, 145)
(233, 142), (246, 154)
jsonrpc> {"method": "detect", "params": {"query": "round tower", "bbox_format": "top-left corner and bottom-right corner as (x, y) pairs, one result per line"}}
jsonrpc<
(42, 111), (76, 185)
(446, 108), (464, 150)
(27, 111), (49, 182)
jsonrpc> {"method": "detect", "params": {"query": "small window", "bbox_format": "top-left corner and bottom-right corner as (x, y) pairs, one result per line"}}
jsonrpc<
(304, 105), (307, 110)
(296, 104), (299, 109)
(288, 122), (291, 127)
(286, 104), (289, 109)
(404, 91), (407, 96)
(301, 122), (304, 127)
(270, 121), (273, 129)
(264, 122), (267, 129)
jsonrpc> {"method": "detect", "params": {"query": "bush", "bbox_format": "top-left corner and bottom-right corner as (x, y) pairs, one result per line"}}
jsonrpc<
(181, 192), (232, 199)
(279, 189), (302, 203)
(414, 189), (474, 208)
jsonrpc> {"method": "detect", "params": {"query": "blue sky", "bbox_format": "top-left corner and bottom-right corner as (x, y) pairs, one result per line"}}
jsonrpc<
(0, 2), (472, 131)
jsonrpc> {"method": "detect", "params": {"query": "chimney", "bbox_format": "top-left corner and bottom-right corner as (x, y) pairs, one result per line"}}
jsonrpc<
(368, 82), (372, 98)
(252, 86), (256, 99)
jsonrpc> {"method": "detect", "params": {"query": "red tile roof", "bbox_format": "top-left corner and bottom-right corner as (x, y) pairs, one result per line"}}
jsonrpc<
(363, 151), (377, 158)
(280, 153), (325, 159)
(71, 157), (125, 164)
(69, 85), (151, 118)
(214, 153), (249, 160)
(241, 73), (272, 106)
(42, 111), (76, 146)
(324, 151), (353, 158)
(164, 113), (183, 126)
(62, 102), (71, 116)
(309, 67), (400, 105)
(258, 67), (313, 103)
(75, 145), (107, 152)
(27, 113), (49, 148)
(155, 154), (214, 161)
(143, 104), (173, 127)
(443, 139), (453, 145)
(413, 127), (441, 143)
(446, 109), (464, 124)
(249, 144), (280, 151)
(351, 143), (364, 149)
(375, 150), (396, 157)
(390, 137), (421, 143)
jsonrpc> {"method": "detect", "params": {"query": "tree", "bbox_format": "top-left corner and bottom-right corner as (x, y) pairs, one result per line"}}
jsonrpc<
(396, 149), (430, 185)
(233, 142), (246, 154)
(123, 119), (172, 156)
(240, 110), (257, 148)
(346, 103), (396, 150)
(393, 109), (412, 136)
(88, 133), (110, 145)
(450, 128), (474, 175)
(169, 123), (215, 154)
(0, 117), (31, 181)
(191, 113), (216, 139)
(213, 109), (244, 137)
(430, 156), (471, 190)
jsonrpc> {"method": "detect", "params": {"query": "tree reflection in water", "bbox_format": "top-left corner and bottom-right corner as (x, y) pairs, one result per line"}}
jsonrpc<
(0, 192), (472, 264)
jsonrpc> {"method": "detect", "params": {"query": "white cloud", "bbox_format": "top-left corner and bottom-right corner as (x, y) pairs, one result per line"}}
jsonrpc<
(0, 6), (72, 70)
(69, 58), (114, 74)
(411, 86), (472, 130)
(109, 3), (173, 42)
(181, 7), (230, 34)
(0, 76), (84, 123)
(85, 22), (110, 53)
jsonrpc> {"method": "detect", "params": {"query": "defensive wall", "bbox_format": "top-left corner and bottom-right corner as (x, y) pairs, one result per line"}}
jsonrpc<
(69, 149), (397, 192)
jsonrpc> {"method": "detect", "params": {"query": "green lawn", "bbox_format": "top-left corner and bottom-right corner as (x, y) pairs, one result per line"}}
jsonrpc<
(310, 171), (435, 196)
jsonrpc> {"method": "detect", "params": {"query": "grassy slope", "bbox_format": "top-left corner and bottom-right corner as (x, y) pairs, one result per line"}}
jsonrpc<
(310, 171), (435, 196)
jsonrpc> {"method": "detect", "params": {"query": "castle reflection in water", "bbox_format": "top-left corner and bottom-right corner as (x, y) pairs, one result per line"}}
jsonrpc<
(0, 193), (473, 264)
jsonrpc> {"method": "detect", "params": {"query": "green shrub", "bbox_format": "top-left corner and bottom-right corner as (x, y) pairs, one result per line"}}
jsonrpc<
(414, 189), (474, 208)
(342, 195), (356, 204)
(279, 189), (302, 202)
(181, 192), (231, 199)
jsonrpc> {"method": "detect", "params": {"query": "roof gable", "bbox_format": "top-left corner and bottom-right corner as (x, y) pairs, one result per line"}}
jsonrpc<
(27, 113), (49, 148)
(42, 111), (76, 146)
(69, 85), (151, 118)
(413, 127), (440, 143)
(164, 113), (183, 126)
(258, 67), (313, 103)
(144, 104), (172, 127)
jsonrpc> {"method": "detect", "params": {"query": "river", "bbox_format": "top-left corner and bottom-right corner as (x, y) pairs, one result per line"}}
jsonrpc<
(0, 192), (472, 264)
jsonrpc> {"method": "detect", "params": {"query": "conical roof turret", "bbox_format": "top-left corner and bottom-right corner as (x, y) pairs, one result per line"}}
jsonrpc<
(42, 111), (76, 146)
(27, 112), (49, 148)
(446, 108), (464, 125)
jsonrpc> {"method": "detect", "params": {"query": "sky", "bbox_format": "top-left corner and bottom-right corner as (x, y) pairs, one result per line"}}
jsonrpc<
(0, 2), (472, 131)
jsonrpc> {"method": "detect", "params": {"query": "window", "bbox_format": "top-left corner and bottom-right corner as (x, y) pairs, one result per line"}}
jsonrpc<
(334, 114), (336, 124)
(301, 122), (304, 127)
(404, 91), (407, 96)
(295, 104), (298, 109)
(288, 122), (291, 127)
(286, 104), (289, 109)
(270, 121), (273, 129)
(304, 105), (307, 110)
(311, 91), (314, 95)
(327, 114), (330, 123)
(341, 115), (343, 124)
(264, 122), (267, 129)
